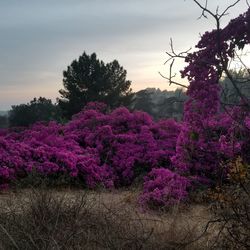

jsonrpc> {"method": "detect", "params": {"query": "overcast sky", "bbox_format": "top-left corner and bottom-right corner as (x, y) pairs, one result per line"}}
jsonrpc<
(0, 0), (249, 109)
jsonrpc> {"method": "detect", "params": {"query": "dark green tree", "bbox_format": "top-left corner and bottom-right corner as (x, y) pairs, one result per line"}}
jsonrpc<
(0, 115), (8, 128)
(58, 52), (133, 118)
(220, 69), (250, 106)
(9, 97), (61, 127)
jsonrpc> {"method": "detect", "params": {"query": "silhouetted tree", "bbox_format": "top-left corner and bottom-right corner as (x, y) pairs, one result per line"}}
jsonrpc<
(9, 97), (61, 127)
(0, 115), (8, 128)
(58, 52), (133, 118)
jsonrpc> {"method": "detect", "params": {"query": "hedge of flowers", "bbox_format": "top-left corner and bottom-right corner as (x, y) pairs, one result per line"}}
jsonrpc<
(0, 103), (181, 190)
(0, 101), (249, 206)
(0, 7), (250, 208)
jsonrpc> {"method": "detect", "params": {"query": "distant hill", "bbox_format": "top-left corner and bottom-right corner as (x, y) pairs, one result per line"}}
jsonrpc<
(131, 88), (187, 121)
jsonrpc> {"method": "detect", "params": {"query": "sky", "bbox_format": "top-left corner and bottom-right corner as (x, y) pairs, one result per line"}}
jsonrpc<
(0, 0), (249, 110)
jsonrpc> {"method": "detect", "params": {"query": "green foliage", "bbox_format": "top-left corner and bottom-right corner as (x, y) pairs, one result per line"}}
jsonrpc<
(220, 69), (250, 106)
(9, 97), (62, 127)
(12, 169), (81, 190)
(58, 52), (133, 119)
(0, 115), (8, 128)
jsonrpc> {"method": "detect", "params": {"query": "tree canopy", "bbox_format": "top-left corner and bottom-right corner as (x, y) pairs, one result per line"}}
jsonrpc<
(58, 52), (133, 118)
(0, 115), (8, 128)
(220, 69), (250, 106)
(9, 97), (61, 127)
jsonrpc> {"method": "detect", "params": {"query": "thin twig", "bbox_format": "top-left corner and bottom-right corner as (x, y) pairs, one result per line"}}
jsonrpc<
(0, 224), (20, 250)
(159, 72), (188, 89)
(219, 0), (242, 18)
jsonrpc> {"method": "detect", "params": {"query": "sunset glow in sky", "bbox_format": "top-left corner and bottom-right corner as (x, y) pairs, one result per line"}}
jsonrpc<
(0, 0), (249, 109)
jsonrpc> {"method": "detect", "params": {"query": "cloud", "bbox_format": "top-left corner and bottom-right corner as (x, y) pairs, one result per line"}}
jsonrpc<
(0, 0), (249, 109)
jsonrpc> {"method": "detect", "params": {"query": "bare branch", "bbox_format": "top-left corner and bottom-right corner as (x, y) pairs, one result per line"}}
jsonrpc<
(219, 0), (242, 19)
(193, 0), (242, 20)
(164, 38), (191, 65)
(193, 0), (217, 19)
(162, 38), (191, 90)
(169, 59), (176, 84)
(216, 5), (219, 16)
(159, 72), (188, 89)
(198, 0), (208, 19)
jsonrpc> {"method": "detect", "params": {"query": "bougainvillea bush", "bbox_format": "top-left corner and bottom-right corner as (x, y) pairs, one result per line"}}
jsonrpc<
(0, 102), (249, 206)
(0, 103), (181, 191)
(0, 7), (250, 208)
(139, 168), (191, 208)
(172, 6), (250, 188)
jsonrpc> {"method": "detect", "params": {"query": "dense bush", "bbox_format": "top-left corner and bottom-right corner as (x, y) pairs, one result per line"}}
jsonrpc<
(0, 103), (181, 193)
(1, 101), (249, 207)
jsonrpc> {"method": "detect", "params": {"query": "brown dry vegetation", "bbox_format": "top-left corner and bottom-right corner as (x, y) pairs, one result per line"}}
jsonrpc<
(0, 187), (221, 250)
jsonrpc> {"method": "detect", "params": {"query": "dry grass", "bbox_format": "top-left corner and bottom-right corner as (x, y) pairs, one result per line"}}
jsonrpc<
(0, 187), (218, 250)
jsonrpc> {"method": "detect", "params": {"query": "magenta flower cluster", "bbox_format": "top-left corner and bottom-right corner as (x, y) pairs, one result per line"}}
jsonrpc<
(0, 103), (181, 192)
(139, 168), (191, 207)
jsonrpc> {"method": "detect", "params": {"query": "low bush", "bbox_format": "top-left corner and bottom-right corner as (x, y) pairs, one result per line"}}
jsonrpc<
(139, 168), (190, 208)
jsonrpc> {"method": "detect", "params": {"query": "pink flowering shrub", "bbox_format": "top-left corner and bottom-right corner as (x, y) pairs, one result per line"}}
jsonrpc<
(0, 121), (115, 188)
(65, 106), (181, 186)
(0, 105), (181, 190)
(140, 168), (190, 207)
(142, 7), (250, 207)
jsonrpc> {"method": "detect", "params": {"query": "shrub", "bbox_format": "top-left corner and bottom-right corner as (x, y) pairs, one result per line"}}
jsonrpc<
(0, 105), (180, 190)
(206, 157), (250, 249)
(140, 168), (191, 208)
